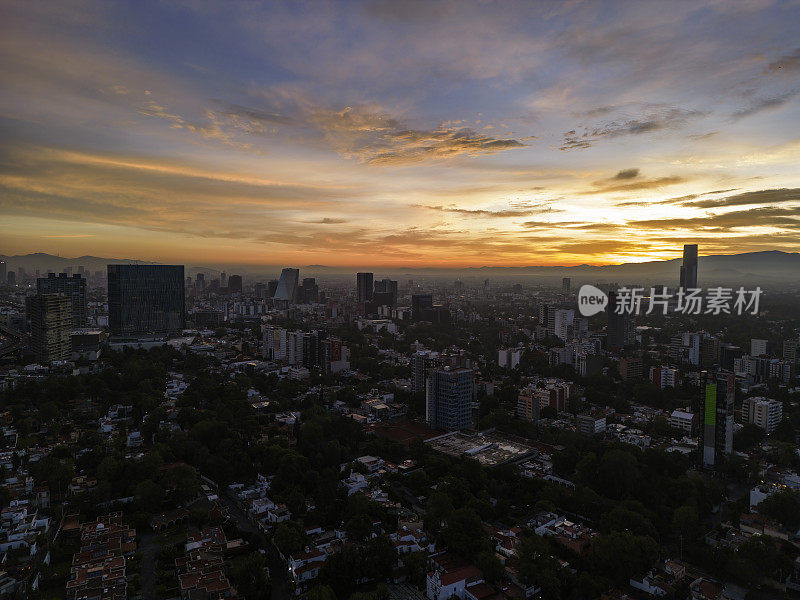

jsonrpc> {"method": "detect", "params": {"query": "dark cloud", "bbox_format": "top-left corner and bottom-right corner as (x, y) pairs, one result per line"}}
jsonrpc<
(211, 101), (527, 165)
(304, 217), (349, 224)
(414, 203), (555, 217)
(685, 188), (800, 208)
(520, 220), (588, 229)
(634, 206), (800, 231)
(613, 168), (640, 180)
(765, 48), (800, 73)
(560, 107), (706, 151)
(731, 90), (799, 120)
(588, 176), (685, 195)
(615, 193), (699, 207)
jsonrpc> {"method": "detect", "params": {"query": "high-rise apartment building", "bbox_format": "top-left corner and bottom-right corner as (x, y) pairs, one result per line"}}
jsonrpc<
(411, 350), (439, 394)
(742, 397), (783, 434)
(30, 294), (72, 363)
(548, 307), (574, 341)
(108, 265), (185, 335)
(700, 370), (734, 469)
(783, 339), (798, 364)
(37, 273), (87, 327)
(750, 338), (768, 357)
(426, 367), (474, 431)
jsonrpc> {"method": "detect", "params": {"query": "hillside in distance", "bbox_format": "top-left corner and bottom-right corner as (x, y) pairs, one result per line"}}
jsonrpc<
(2, 250), (798, 287)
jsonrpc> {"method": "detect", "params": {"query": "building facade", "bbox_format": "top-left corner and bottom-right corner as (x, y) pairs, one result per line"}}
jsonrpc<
(37, 273), (87, 327)
(30, 294), (72, 363)
(107, 265), (185, 335)
(426, 368), (474, 431)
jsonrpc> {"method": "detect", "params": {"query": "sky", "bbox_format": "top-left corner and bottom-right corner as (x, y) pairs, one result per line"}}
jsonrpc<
(1, 0), (799, 268)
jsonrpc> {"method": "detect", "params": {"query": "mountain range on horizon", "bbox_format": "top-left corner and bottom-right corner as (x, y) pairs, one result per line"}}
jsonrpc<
(2, 250), (799, 286)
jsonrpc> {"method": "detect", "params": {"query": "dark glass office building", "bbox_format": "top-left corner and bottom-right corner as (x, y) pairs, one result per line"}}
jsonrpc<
(108, 265), (185, 335)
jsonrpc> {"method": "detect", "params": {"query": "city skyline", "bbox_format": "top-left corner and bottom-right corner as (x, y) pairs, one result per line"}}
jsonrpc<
(2, 1), (800, 267)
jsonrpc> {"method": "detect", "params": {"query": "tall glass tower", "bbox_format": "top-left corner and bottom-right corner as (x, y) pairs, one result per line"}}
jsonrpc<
(107, 265), (185, 335)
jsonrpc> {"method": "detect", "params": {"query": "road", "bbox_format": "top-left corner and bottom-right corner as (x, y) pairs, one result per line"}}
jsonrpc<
(216, 489), (292, 600)
(139, 531), (157, 599)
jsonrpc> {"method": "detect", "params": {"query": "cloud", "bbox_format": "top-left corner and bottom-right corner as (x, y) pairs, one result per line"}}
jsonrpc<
(731, 90), (799, 120)
(634, 206), (800, 231)
(560, 107), (707, 150)
(765, 48), (800, 73)
(141, 98), (528, 166)
(413, 203), (555, 217)
(613, 168), (640, 180)
(303, 217), (349, 224)
(685, 188), (800, 208)
(39, 234), (95, 238)
(588, 175), (686, 195)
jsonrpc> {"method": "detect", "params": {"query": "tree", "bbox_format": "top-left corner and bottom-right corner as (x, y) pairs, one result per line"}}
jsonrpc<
(363, 536), (398, 582)
(734, 423), (765, 450)
(593, 532), (658, 586)
(758, 490), (800, 531)
(672, 505), (700, 541)
(231, 552), (271, 600)
(305, 585), (336, 600)
(401, 551), (427, 588)
(475, 551), (504, 582)
(597, 449), (639, 499)
(516, 535), (564, 599)
(162, 464), (199, 505)
(273, 522), (305, 557)
(346, 514), (373, 542)
(600, 506), (657, 539)
(441, 508), (488, 560)
(424, 491), (454, 533)
(134, 479), (164, 513)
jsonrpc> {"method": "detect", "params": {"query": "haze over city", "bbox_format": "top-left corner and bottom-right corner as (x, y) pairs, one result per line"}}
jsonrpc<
(2, 1), (800, 267)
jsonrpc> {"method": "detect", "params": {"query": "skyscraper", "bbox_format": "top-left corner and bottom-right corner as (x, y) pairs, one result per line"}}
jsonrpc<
(606, 290), (633, 351)
(37, 273), (87, 327)
(108, 265), (185, 335)
(227, 274), (243, 294)
(700, 370), (734, 469)
(273, 268), (300, 303)
(374, 278), (398, 307)
(562, 277), (571, 292)
(356, 272), (374, 303)
(300, 278), (319, 303)
(0, 261), (6, 284)
(426, 367), (474, 431)
(30, 294), (72, 363)
(411, 293), (433, 321)
(411, 350), (438, 395)
(680, 244), (698, 289)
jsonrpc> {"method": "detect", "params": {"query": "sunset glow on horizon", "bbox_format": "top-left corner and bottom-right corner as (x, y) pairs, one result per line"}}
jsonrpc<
(2, 1), (799, 268)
